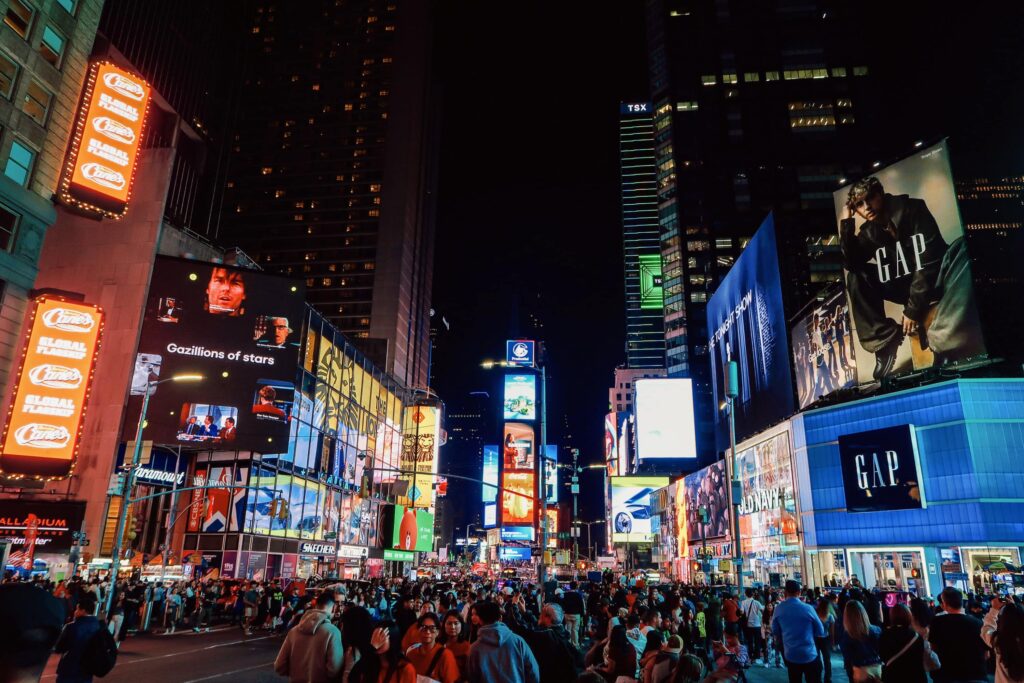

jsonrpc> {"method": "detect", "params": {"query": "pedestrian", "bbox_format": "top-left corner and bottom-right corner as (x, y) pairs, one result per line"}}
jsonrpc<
(405, 612), (459, 683)
(814, 597), (835, 681)
(165, 588), (182, 632)
(54, 592), (112, 683)
(242, 581), (261, 635)
(710, 623), (749, 681)
(640, 633), (683, 683)
(106, 591), (126, 646)
(0, 583), (67, 683)
(770, 580), (825, 682)
(563, 581), (586, 649)
(590, 624), (638, 683)
(440, 609), (471, 679)
(839, 600), (881, 682)
(740, 589), (765, 664)
(467, 600), (540, 683)
(878, 603), (926, 683)
(669, 653), (706, 683)
(359, 622), (417, 683)
(504, 599), (582, 683)
(981, 596), (1024, 683)
(341, 605), (374, 683)
(927, 587), (988, 683)
(273, 590), (344, 683)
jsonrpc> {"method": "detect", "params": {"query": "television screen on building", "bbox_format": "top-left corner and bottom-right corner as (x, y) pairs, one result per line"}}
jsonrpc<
(833, 141), (985, 383)
(610, 476), (669, 543)
(791, 288), (858, 409)
(500, 526), (534, 542)
(707, 214), (794, 448)
(838, 424), (926, 512)
(503, 423), (534, 470)
(683, 461), (729, 541)
(634, 378), (697, 459)
(543, 444), (558, 504)
(483, 503), (497, 528)
(500, 546), (532, 561)
(391, 505), (434, 551)
(503, 374), (536, 421)
(501, 470), (535, 525)
(482, 444), (499, 502)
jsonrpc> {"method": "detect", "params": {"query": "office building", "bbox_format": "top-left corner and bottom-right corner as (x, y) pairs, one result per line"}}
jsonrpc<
(608, 366), (665, 413)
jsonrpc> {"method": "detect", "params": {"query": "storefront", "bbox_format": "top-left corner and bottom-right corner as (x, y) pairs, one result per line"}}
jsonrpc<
(0, 500), (86, 580)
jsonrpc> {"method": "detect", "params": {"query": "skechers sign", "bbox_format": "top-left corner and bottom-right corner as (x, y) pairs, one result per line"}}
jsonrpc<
(505, 340), (535, 367)
(838, 424), (926, 513)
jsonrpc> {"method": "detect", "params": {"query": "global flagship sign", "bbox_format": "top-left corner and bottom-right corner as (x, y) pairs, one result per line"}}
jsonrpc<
(838, 424), (926, 513)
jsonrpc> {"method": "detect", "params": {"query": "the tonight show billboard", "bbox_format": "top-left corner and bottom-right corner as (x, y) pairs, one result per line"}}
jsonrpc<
(128, 257), (305, 453)
(707, 213), (794, 448)
(634, 378), (697, 459)
(610, 475), (668, 543)
(834, 141), (985, 383)
(791, 289), (857, 409)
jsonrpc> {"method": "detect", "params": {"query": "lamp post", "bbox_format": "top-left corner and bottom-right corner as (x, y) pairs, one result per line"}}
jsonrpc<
(105, 374), (202, 615)
(724, 360), (743, 595)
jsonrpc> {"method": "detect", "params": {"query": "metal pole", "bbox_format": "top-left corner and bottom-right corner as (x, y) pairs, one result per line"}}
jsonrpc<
(726, 360), (743, 595)
(538, 364), (548, 593)
(159, 446), (182, 585)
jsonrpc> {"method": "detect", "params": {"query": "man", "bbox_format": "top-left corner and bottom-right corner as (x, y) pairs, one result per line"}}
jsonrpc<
(771, 580), (825, 683)
(467, 600), (540, 683)
(927, 587), (988, 683)
(269, 317), (292, 346)
(220, 417), (237, 443)
(0, 583), (66, 683)
(504, 598), (581, 683)
(242, 581), (261, 634)
(182, 416), (200, 436)
(200, 415), (219, 438)
(639, 609), (664, 656)
(252, 385), (286, 419)
(560, 581), (585, 648)
(55, 592), (108, 683)
(641, 633), (683, 683)
(274, 591), (343, 683)
(205, 267), (246, 316)
(740, 588), (765, 664)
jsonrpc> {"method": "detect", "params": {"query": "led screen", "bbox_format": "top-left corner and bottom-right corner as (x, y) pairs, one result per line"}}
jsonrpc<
(483, 503), (497, 528)
(501, 470), (535, 525)
(500, 526), (535, 542)
(683, 461), (729, 541)
(398, 405), (439, 508)
(634, 378), (697, 459)
(391, 505), (434, 551)
(482, 444), (499, 502)
(610, 475), (668, 543)
(503, 422), (534, 470)
(543, 444), (558, 504)
(838, 424), (925, 512)
(503, 374), (536, 421)
(792, 288), (858, 409)
(500, 546), (532, 561)
(639, 253), (665, 310)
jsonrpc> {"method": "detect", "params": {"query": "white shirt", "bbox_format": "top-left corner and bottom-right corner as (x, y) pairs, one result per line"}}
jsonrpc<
(740, 598), (764, 628)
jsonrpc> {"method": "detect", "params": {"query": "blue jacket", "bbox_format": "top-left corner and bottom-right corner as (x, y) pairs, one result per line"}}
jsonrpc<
(55, 615), (102, 683)
(771, 598), (825, 665)
(467, 621), (540, 683)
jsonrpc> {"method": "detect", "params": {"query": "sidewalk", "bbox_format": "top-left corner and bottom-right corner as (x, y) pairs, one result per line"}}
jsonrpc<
(741, 656), (849, 682)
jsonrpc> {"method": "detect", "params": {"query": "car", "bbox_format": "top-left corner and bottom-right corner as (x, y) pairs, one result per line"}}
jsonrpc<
(614, 487), (653, 534)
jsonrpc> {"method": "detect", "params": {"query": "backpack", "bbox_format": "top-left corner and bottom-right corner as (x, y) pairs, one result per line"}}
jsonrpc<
(80, 627), (118, 677)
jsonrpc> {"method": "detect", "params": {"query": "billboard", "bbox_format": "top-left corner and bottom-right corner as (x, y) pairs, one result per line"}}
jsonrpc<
(503, 422), (534, 470)
(0, 500), (86, 552)
(639, 253), (665, 310)
(503, 374), (536, 421)
(683, 460), (729, 541)
(707, 214), (794, 447)
(128, 257), (305, 453)
(500, 526), (534, 542)
(245, 469), (326, 539)
(834, 142), (985, 382)
(546, 508), (558, 548)
(610, 476), (669, 543)
(838, 425), (925, 512)
(500, 546), (532, 561)
(398, 405), (439, 508)
(59, 61), (151, 218)
(501, 470), (535, 525)
(505, 339), (535, 367)
(634, 378), (697, 459)
(672, 480), (687, 563)
(483, 503), (497, 528)
(188, 464), (249, 533)
(792, 289), (857, 409)
(0, 297), (104, 480)
(603, 413), (617, 475)
(482, 444), (499, 502)
(543, 444), (558, 504)
(391, 505), (434, 551)
(734, 431), (799, 557)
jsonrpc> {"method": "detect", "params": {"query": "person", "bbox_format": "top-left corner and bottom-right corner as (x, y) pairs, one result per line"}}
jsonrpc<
(268, 317), (293, 346)
(740, 589), (765, 665)
(839, 601), (881, 682)
(0, 583), (67, 683)
(405, 612), (459, 683)
(771, 580), (825, 682)
(814, 597), (835, 682)
(242, 581), (261, 634)
(467, 600), (540, 683)
(562, 582), (586, 649)
(253, 385), (287, 419)
(182, 416), (201, 436)
(591, 624), (638, 683)
(981, 596), (1024, 683)
(440, 610), (471, 679)
(640, 609), (665, 656)
(165, 587), (183, 632)
(220, 417), (237, 442)
(54, 592), (105, 683)
(711, 624), (749, 681)
(341, 605), (373, 683)
(878, 603), (926, 683)
(640, 633), (683, 683)
(107, 591), (126, 645)
(504, 599), (582, 683)
(200, 415), (219, 438)
(357, 622), (416, 683)
(671, 654), (707, 683)
(205, 266), (246, 316)
(928, 587), (988, 683)
(274, 591), (344, 683)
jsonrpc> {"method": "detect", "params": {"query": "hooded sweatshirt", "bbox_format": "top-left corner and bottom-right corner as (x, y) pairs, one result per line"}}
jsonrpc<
(467, 621), (540, 683)
(274, 608), (343, 683)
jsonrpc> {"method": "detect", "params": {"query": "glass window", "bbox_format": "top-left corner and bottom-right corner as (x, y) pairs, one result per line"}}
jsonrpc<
(0, 203), (18, 252)
(701, 74), (717, 86)
(39, 25), (64, 67)
(676, 101), (698, 111)
(3, 0), (33, 40)
(22, 79), (51, 125)
(56, 0), (75, 13)
(765, 71), (780, 81)
(853, 66), (869, 76)
(722, 72), (737, 84)
(0, 53), (17, 98)
(831, 67), (847, 77)
(743, 72), (760, 82)
(715, 237), (733, 249)
(4, 140), (34, 186)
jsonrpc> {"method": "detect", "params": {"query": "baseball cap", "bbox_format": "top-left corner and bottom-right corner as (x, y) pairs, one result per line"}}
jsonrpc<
(0, 584), (66, 670)
(663, 634), (684, 653)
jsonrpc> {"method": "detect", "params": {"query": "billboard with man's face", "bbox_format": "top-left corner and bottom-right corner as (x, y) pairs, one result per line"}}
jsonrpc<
(834, 141), (985, 383)
(127, 257), (305, 452)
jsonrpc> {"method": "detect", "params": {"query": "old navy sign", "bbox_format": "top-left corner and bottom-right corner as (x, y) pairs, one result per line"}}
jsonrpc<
(838, 424), (926, 513)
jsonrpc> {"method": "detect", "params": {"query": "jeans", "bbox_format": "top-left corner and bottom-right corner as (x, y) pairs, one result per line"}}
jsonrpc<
(745, 626), (763, 660)
(784, 657), (822, 683)
(815, 637), (832, 683)
(564, 613), (581, 648)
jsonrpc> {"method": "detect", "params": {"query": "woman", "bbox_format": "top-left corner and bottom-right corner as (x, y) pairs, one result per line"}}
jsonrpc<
(670, 654), (705, 683)
(761, 596), (782, 668)
(593, 624), (639, 683)
(165, 588), (183, 633)
(404, 612), (459, 683)
(839, 601), (882, 682)
(981, 597), (1024, 683)
(402, 600), (438, 650)
(342, 606), (374, 683)
(440, 610), (470, 680)
(815, 597), (836, 682)
(878, 603), (926, 683)
(351, 622), (415, 683)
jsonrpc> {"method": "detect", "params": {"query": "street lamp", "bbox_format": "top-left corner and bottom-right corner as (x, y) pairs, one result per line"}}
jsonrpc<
(105, 373), (203, 615)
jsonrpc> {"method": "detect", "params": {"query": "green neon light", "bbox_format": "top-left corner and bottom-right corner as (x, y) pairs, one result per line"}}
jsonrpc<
(638, 253), (665, 309)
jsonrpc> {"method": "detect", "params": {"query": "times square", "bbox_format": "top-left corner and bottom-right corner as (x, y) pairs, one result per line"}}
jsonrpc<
(1, 2), (1023, 683)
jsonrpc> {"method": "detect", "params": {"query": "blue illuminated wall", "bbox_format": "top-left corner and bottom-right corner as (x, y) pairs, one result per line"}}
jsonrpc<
(793, 379), (1024, 548)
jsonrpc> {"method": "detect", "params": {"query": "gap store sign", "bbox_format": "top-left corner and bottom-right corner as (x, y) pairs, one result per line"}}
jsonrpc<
(838, 425), (926, 513)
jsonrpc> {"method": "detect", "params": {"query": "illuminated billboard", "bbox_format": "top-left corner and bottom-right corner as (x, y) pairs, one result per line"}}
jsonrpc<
(59, 61), (151, 219)
(543, 444), (558, 504)
(0, 297), (104, 480)
(734, 431), (799, 560)
(500, 546), (532, 561)
(638, 253), (664, 310)
(834, 141), (985, 383)
(127, 257), (305, 453)
(610, 476), (668, 543)
(604, 413), (617, 475)
(501, 470), (535, 525)
(391, 505), (434, 551)
(500, 526), (534, 542)
(503, 374), (536, 421)
(505, 339), (535, 367)
(503, 422), (534, 470)
(683, 461), (729, 541)
(634, 378), (697, 459)
(398, 405), (439, 508)
(792, 288), (857, 409)
(482, 444), (499, 502)
(244, 469), (327, 539)
(546, 508), (558, 548)
(188, 464), (249, 533)
(483, 503), (497, 528)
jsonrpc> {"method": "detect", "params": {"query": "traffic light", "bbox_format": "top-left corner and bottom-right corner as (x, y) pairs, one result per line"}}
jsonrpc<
(360, 456), (374, 498)
(911, 567), (921, 578)
(269, 499), (289, 520)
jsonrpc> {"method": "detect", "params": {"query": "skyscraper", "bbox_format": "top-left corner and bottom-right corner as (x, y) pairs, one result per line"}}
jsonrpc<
(217, 0), (438, 389)
(619, 102), (666, 368)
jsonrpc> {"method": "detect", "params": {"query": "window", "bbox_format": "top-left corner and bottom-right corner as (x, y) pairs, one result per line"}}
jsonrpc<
(853, 66), (869, 76)
(765, 71), (780, 81)
(3, 0), (33, 40)
(0, 203), (17, 251)
(690, 291), (708, 303)
(715, 237), (733, 249)
(722, 72), (738, 84)
(831, 67), (847, 77)
(56, 0), (76, 13)
(743, 72), (760, 82)
(701, 74), (717, 86)
(0, 53), (18, 98)
(4, 140), (34, 186)
(22, 79), (51, 124)
(39, 25), (65, 67)
(789, 101), (835, 130)
(676, 101), (698, 111)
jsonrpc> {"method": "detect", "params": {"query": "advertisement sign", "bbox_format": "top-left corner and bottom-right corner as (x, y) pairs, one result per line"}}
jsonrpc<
(505, 340), (535, 367)
(617, 414), (630, 476)
(483, 503), (497, 528)
(638, 253), (664, 310)
(792, 289), (857, 409)
(128, 257), (305, 453)
(543, 444), (558, 504)
(707, 214), (794, 447)
(59, 61), (151, 218)
(501, 470), (535, 525)
(834, 142), (985, 382)
(503, 423), (535, 470)
(604, 413), (618, 475)
(683, 461), (729, 541)
(503, 374), (536, 421)
(383, 549), (414, 562)
(398, 405), (439, 508)
(672, 480), (688, 565)
(734, 432), (799, 560)
(634, 378), (697, 459)
(482, 444), (499, 502)
(0, 500), (85, 552)
(0, 297), (103, 480)
(838, 424), (925, 512)
(545, 508), (558, 548)
(245, 471), (325, 539)
(610, 476), (669, 543)
(188, 464), (249, 533)
(500, 526), (535, 542)
(500, 546), (532, 561)
(391, 505), (434, 551)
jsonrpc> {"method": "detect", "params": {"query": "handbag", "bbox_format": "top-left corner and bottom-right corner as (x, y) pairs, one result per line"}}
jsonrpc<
(885, 632), (919, 667)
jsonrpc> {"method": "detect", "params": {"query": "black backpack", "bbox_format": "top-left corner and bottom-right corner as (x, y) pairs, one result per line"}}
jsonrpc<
(80, 627), (118, 677)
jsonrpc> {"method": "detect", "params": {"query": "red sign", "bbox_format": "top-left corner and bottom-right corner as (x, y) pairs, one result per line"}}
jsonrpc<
(501, 470), (535, 525)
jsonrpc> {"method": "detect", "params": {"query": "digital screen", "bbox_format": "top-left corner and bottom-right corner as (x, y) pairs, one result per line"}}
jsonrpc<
(639, 253), (665, 310)
(398, 405), (439, 508)
(483, 503), (497, 528)
(834, 142), (985, 383)
(500, 546), (532, 561)
(546, 508), (558, 548)
(128, 257), (305, 453)
(735, 432), (799, 558)
(604, 413), (618, 474)
(0, 500), (85, 552)
(505, 339), (535, 367)
(707, 214), (794, 448)
(634, 378), (697, 459)
(501, 470), (535, 525)
(683, 461), (729, 541)
(244, 469), (327, 539)
(543, 444), (558, 504)
(503, 374), (536, 421)
(503, 422), (535, 470)
(482, 444), (499, 502)
(500, 526), (535, 542)
(187, 464), (249, 533)
(391, 505), (434, 551)
(838, 425), (925, 513)
(792, 288), (858, 409)
(0, 297), (103, 480)
(610, 476), (668, 543)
